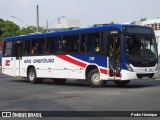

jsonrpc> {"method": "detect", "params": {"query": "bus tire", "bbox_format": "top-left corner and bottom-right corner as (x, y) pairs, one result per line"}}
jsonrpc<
(53, 79), (66, 84)
(87, 69), (106, 88)
(114, 80), (130, 87)
(27, 68), (39, 84)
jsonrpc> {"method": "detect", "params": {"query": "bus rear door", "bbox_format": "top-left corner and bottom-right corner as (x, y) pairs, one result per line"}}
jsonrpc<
(108, 35), (121, 79)
(14, 43), (23, 77)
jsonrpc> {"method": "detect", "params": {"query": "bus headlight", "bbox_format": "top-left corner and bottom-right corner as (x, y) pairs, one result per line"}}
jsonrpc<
(125, 63), (134, 72)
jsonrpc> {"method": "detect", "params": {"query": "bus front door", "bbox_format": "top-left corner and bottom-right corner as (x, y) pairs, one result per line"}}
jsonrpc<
(15, 44), (22, 76)
(108, 36), (121, 79)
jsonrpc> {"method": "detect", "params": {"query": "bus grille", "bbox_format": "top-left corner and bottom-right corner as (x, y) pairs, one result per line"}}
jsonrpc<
(136, 73), (154, 79)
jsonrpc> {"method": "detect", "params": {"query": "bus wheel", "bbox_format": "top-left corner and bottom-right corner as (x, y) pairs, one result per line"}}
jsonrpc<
(113, 80), (130, 87)
(87, 69), (106, 88)
(27, 68), (39, 84)
(53, 79), (66, 84)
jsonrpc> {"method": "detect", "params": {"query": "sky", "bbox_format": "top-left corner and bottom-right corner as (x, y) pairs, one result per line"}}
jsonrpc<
(1, 0), (160, 28)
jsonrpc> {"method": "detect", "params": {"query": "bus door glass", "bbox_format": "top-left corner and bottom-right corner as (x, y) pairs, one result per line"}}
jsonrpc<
(108, 35), (121, 79)
(14, 43), (23, 76)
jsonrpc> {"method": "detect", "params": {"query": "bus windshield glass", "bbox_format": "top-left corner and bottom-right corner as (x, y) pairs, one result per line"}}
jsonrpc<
(124, 34), (157, 64)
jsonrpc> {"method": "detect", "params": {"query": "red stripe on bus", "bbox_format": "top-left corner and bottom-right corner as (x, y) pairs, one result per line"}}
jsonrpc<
(100, 68), (108, 74)
(56, 55), (87, 68)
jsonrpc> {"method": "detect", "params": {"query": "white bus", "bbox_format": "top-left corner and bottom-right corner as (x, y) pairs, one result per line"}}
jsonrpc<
(2, 24), (159, 87)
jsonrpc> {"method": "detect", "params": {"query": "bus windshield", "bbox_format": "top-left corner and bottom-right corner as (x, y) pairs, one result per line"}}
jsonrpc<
(124, 34), (157, 65)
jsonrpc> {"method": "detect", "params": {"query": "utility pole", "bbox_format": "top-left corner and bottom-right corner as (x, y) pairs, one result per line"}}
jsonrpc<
(36, 5), (39, 32)
(47, 20), (48, 32)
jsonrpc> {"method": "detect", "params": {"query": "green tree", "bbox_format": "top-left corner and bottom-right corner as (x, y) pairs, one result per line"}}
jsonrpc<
(20, 26), (36, 35)
(0, 19), (20, 40)
(0, 18), (47, 40)
(0, 19), (6, 40)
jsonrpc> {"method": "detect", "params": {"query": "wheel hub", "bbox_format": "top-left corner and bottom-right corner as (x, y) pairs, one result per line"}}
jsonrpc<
(91, 73), (101, 85)
(29, 71), (35, 81)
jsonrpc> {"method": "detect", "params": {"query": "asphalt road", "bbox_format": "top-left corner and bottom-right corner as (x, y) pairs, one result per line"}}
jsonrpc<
(0, 76), (160, 120)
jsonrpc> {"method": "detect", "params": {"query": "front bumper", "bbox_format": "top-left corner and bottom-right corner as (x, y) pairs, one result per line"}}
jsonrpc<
(121, 69), (158, 80)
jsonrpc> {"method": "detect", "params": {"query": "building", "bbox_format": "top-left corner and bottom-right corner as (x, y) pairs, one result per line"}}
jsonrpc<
(57, 19), (81, 29)
(132, 18), (160, 55)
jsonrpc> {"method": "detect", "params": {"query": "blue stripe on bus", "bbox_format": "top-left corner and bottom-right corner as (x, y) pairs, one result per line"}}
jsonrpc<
(69, 54), (107, 68)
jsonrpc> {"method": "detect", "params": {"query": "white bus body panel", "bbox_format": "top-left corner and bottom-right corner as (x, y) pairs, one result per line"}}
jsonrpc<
(3, 55), (157, 81)
(2, 57), (16, 76)
(21, 55), (87, 79)
(15, 59), (23, 76)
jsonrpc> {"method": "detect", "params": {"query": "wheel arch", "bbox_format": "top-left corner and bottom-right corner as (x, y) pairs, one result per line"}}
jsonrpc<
(27, 65), (35, 74)
(85, 64), (99, 79)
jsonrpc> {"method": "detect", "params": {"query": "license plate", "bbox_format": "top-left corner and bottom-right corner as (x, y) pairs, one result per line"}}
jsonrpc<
(142, 76), (149, 79)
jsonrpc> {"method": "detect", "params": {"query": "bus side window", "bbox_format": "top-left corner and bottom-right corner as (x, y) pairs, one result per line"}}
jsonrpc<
(81, 33), (100, 52)
(95, 38), (100, 52)
(37, 38), (45, 54)
(46, 37), (61, 54)
(32, 45), (37, 55)
(4, 41), (13, 57)
(101, 32), (106, 52)
(3, 42), (6, 56)
(62, 35), (80, 53)
(54, 37), (61, 53)
(73, 38), (79, 52)
(46, 38), (52, 54)
(25, 40), (31, 55)
(93, 33), (100, 52)
(31, 40), (38, 55)
(62, 39), (67, 53)
(80, 35), (86, 52)
(84, 35), (93, 52)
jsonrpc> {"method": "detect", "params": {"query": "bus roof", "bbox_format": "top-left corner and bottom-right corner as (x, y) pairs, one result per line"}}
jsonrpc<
(3, 24), (151, 41)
